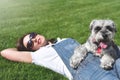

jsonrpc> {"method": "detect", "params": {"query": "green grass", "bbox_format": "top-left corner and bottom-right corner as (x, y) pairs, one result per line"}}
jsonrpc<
(0, 0), (120, 80)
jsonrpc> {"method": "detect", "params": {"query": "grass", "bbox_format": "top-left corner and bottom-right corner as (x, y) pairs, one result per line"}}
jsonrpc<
(0, 0), (120, 80)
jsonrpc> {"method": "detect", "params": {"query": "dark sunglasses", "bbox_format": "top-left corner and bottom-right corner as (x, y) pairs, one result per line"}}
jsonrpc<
(27, 32), (37, 49)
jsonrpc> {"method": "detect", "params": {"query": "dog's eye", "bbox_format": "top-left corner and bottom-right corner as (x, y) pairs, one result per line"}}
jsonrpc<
(95, 26), (101, 31)
(106, 26), (113, 32)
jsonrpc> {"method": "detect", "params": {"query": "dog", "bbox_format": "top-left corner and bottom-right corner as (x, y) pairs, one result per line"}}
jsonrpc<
(70, 20), (120, 70)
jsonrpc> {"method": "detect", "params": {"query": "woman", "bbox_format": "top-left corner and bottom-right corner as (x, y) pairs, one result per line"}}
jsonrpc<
(1, 32), (120, 80)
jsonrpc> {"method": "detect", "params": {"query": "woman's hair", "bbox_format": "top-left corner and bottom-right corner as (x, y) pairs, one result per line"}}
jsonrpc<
(16, 33), (56, 51)
(16, 33), (31, 51)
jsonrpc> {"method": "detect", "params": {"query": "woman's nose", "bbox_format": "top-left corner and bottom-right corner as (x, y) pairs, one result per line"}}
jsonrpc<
(32, 38), (37, 42)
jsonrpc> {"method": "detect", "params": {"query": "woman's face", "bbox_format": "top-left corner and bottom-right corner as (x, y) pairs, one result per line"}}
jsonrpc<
(23, 33), (47, 50)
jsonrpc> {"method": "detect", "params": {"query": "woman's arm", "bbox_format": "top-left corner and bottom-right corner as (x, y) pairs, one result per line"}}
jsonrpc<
(0, 48), (32, 63)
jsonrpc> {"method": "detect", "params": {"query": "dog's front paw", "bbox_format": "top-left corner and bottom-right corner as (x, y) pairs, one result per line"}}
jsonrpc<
(100, 55), (114, 70)
(70, 46), (87, 69)
(70, 56), (83, 69)
(100, 61), (113, 70)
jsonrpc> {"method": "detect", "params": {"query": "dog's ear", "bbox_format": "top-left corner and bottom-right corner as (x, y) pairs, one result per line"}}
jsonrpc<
(89, 20), (96, 31)
(115, 28), (117, 32)
(110, 20), (117, 33)
(112, 23), (117, 33)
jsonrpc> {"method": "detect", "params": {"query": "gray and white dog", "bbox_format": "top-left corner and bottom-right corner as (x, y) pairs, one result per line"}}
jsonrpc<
(70, 20), (120, 69)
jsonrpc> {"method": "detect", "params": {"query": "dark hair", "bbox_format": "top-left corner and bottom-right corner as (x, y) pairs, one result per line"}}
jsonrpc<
(16, 33), (32, 51)
(16, 33), (56, 51)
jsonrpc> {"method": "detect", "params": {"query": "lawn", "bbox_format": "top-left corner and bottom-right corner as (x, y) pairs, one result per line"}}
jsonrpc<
(0, 0), (120, 80)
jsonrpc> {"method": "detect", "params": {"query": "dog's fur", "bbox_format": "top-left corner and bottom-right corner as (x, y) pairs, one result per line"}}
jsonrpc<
(70, 20), (120, 69)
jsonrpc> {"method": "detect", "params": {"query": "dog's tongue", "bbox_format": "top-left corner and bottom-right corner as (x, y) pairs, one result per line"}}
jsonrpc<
(99, 42), (107, 49)
(96, 42), (108, 54)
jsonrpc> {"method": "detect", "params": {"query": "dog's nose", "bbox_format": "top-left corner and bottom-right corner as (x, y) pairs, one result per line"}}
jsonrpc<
(101, 30), (108, 38)
(102, 34), (108, 38)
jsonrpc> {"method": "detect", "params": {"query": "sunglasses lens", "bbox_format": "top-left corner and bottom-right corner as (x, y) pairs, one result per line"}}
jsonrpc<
(27, 32), (37, 49)
(30, 32), (37, 38)
(27, 40), (33, 49)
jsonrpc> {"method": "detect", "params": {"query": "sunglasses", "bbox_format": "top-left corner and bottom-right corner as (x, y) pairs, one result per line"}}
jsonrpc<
(27, 32), (37, 49)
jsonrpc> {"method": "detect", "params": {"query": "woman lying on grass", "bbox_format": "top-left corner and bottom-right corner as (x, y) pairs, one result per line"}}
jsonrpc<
(1, 32), (120, 80)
